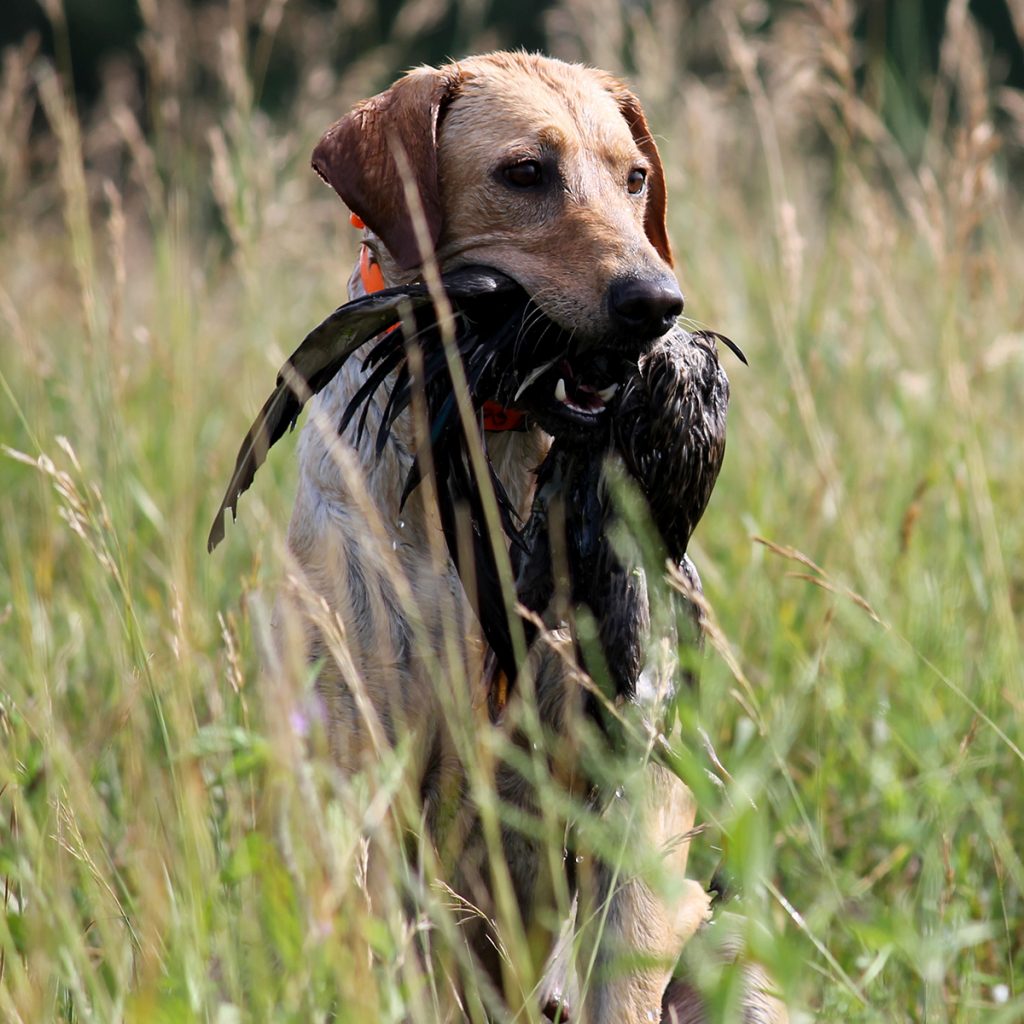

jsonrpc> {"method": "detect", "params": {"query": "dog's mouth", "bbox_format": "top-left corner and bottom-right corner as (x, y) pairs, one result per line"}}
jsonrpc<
(471, 276), (646, 436)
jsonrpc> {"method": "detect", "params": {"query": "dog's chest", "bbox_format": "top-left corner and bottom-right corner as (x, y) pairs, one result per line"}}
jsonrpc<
(288, 341), (548, 689)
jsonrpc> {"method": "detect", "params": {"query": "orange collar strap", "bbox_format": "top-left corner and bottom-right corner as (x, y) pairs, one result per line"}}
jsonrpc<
(352, 219), (527, 432)
(357, 236), (387, 294)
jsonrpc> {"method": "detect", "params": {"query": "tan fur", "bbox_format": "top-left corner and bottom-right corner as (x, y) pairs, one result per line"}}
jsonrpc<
(283, 52), (759, 1023)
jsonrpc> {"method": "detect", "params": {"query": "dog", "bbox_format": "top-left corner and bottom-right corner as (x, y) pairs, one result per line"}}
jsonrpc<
(262, 52), (781, 1023)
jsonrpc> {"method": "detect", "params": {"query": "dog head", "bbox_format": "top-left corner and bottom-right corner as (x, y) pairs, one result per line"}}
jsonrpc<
(312, 52), (683, 432)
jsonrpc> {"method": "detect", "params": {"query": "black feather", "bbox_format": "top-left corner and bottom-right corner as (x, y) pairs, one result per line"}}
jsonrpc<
(209, 265), (734, 727)
(207, 268), (522, 551)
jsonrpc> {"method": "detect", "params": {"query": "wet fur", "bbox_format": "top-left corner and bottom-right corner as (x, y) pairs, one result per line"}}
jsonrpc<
(281, 52), (760, 1023)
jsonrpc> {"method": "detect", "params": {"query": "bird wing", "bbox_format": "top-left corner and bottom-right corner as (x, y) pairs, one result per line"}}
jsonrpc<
(207, 267), (521, 551)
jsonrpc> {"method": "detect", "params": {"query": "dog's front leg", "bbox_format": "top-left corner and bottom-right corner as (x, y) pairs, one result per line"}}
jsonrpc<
(577, 762), (711, 1024)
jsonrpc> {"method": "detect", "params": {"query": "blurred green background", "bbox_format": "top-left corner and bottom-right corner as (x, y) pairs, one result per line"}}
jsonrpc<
(1, 1), (1022, 1021)
(6, 0), (1024, 130)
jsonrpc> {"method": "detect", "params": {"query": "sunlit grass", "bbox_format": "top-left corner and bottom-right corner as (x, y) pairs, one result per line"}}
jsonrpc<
(1, 2), (1023, 1021)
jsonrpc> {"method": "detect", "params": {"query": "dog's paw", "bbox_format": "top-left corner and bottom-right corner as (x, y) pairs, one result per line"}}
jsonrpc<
(672, 878), (714, 948)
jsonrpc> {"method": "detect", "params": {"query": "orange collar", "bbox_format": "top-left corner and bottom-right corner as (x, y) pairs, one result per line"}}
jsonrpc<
(352, 215), (526, 432)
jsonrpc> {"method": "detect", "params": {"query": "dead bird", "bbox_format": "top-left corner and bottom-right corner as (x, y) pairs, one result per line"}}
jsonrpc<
(209, 267), (739, 714)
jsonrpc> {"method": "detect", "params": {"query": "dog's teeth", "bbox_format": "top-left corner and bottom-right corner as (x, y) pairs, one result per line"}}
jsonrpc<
(554, 378), (567, 402)
(597, 383), (619, 402)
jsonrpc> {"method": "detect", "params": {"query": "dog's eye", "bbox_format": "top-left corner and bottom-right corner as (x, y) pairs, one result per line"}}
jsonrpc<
(627, 168), (647, 195)
(503, 160), (543, 188)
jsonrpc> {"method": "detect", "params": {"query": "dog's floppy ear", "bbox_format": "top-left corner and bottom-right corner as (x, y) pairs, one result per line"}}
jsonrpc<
(312, 66), (461, 271)
(601, 78), (673, 267)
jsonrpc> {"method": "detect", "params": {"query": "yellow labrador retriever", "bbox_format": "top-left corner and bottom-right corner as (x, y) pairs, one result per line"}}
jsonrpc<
(275, 52), (780, 1023)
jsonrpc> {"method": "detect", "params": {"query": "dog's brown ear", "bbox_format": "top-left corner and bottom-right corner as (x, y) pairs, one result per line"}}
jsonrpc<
(312, 67), (460, 271)
(602, 79), (673, 267)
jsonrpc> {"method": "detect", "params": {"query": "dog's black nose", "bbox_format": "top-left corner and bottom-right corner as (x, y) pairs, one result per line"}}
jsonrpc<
(608, 276), (684, 338)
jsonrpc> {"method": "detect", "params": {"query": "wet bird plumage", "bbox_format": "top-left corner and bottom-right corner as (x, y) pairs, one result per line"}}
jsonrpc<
(208, 267), (733, 716)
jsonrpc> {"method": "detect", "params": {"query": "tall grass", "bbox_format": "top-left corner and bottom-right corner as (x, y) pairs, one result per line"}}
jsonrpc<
(1, 1), (1022, 1021)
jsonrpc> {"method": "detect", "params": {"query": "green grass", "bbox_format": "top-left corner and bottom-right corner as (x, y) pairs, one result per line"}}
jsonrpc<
(2, 2), (1023, 1021)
